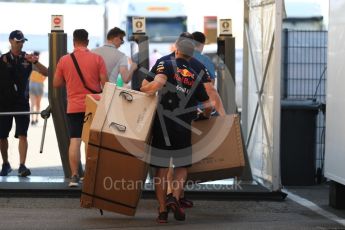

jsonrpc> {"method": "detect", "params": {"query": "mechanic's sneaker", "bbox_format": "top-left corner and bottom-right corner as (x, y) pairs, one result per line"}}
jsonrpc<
(156, 210), (168, 224)
(166, 193), (173, 212)
(0, 162), (12, 176)
(166, 196), (185, 221)
(179, 197), (194, 208)
(166, 193), (173, 202)
(69, 175), (80, 187)
(166, 193), (173, 211)
(18, 164), (31, 177)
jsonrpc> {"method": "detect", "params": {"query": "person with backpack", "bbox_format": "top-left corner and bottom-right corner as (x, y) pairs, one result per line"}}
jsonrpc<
(0, 30), (48, 177)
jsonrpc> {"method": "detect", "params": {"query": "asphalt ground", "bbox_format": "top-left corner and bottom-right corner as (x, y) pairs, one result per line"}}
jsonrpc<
(1, 96), (345, 229)
(0, 186), (344, 230)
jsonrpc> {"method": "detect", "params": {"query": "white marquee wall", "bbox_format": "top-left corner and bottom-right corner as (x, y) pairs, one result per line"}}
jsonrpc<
(243, 0), (283, 190)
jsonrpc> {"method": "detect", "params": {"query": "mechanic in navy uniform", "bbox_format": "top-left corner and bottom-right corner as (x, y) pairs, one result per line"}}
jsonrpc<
(148, 32), (225, 211)
(141, 39), (212, 223)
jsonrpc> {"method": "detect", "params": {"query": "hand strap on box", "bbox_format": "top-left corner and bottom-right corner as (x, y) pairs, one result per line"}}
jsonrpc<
(119, 90), (133, 102)
(109, 122), (126, 132)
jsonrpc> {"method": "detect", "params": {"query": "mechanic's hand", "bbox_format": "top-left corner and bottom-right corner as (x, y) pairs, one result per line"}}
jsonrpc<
(194, 112), (210, 121)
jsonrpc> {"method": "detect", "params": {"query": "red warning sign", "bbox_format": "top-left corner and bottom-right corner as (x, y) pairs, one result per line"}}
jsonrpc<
(53, 17), (61, 25)
(51, 15), (64, 31)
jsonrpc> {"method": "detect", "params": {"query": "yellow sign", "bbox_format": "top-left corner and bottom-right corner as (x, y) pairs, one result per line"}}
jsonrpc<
(219, 19), (232, 35)
(132, 17), (146, 34)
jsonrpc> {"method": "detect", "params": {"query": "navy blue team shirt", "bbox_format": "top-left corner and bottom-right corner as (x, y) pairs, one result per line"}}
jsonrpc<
(1, 51), (32, 109)
(146, 57), (210, 167)
(147, 58), (209, 133)
(148, 52), (212, 84)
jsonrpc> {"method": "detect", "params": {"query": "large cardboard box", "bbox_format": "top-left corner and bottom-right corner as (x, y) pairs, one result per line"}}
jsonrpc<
(81, 144), (148, 216)
(89, 83), (158, 156)
(188, 114), (245, 182)
(81, 94), (101, 144)
(81, 83), (157, 216)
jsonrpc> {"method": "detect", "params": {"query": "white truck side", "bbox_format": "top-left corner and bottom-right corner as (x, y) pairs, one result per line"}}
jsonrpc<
(325, 0), (345, 186)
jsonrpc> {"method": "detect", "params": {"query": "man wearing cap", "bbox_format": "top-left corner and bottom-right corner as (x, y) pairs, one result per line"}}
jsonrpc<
(146, 32), (226, 212)
(0, 30), (48, 177)
(141, 39), (212, 223)
(53, 29), (107, 187)
(149, 32), (225, 116)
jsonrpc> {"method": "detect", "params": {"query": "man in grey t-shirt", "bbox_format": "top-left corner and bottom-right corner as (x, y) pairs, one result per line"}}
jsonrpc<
(92, 27), (137, 84)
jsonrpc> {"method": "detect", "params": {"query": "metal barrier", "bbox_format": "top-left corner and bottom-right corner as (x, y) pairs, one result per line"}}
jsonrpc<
(0, 106), (51, 154)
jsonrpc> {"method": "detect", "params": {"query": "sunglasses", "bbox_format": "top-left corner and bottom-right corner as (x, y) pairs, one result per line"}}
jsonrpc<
(15, 40), (25, 44)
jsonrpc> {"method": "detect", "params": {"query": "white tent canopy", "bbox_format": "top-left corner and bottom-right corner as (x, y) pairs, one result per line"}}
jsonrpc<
(242, 0), (283, 191)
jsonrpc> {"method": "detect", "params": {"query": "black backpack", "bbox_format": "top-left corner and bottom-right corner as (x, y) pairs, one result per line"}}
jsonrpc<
(0, 56), (20, 111)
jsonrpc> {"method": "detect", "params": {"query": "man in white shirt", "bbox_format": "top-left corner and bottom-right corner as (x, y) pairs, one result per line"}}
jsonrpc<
(92, 27), (137, 84)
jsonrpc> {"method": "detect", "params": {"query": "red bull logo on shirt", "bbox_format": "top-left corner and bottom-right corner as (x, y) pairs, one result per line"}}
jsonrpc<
(177, 68), (195, 79)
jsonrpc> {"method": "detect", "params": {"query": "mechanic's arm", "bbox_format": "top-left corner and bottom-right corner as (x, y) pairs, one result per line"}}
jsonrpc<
(140, 74), (167, 95)
(204, 82), (226, 116)
(202, 99), (213, 118)
(141, 79), (150, 87)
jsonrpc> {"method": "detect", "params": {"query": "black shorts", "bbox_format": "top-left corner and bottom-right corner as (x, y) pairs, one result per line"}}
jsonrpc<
(150, 117), (192, 168)
(67, 112), (85, 138)
(0, 113), (30, 138)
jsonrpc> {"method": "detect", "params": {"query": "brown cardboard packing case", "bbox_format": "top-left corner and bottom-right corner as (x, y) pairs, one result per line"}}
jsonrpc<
(88, 83), (157, 156)
(81, 94), (101, 144)
(81, 83), (157, 216)
(188, 114), (245, 182)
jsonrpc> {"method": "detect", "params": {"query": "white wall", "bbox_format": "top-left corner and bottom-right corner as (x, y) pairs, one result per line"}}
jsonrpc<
(324, 0), (345, 185)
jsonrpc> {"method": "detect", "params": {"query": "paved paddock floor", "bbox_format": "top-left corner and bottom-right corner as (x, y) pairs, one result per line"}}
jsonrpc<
(2, 97), (345, 229)
(0, 189), (345, 230)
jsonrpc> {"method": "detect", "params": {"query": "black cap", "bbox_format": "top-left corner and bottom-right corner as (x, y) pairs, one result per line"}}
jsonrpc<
(9, 30), (27, 42)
